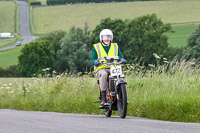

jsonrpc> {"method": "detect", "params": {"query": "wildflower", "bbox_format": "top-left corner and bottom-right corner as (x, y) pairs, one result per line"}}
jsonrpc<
(153, 53), (161, 59)
(53, 71), (57, 74)
(42, 69), (46, 72)
(5, 87), (10, 89)
(163, 58), (167, 61)
(56, 75), (61, 79)
(46, 68), (50, 71)
(163, 61), (169, 64)
(148, 64), (155, 67)
(190, 62), (196, 66)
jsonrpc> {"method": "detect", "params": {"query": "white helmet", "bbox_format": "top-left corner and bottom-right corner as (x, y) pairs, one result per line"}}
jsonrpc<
(99, 29), (113, 42)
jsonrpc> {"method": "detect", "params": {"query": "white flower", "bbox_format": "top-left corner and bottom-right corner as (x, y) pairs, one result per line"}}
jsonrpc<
(153, 53), (161, 59)
(148, 64), (155, 67)
(163, 61), (169, 64)
(56, 75), (61, 79)
(46, 68), (50, 71)
(163, 58), (167, 61)
(5, 87), (10, 89)
(53, 71), (57, 74)
(190, 62), (196, 66)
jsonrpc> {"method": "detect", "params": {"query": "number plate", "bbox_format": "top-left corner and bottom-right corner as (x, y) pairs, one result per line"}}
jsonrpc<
(110, 66), (122, 76)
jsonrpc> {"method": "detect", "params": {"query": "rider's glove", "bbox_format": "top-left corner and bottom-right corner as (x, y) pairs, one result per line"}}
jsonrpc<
(94, 59), (100, 67)
(120, 58), (127, 64)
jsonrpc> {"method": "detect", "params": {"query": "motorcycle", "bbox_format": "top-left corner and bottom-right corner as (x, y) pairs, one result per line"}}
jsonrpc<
(94, 56), (128, 118)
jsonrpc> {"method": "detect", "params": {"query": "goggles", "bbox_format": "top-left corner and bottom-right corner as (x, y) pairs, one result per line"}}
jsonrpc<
(102, 35), (112, 41)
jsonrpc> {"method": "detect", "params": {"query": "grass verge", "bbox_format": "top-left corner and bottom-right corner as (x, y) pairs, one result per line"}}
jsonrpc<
(1, 60), (200, 122)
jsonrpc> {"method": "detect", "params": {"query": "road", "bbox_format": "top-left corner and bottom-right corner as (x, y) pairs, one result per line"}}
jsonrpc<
(0, 1), (36, 51)
(0, 109), (200, 133)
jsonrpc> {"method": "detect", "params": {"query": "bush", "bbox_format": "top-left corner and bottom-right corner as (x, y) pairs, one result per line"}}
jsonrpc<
(46, 0), (67, 5)
(0, 65), (21, 77)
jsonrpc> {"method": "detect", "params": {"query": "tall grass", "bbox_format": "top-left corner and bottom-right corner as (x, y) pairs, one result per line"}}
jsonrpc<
(1, 59), (200, 122)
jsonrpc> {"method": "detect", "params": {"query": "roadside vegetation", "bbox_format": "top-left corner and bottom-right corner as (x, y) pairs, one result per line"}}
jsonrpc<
(1, 58), (200, 122)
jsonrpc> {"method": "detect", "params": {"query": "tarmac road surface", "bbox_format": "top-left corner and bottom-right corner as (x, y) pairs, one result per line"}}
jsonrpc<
(0, 109), (200, 133)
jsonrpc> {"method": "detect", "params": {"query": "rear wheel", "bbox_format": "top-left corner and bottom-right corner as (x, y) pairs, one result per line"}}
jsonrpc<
(104, 88), (112, 117)
(117, 84), (127, 118)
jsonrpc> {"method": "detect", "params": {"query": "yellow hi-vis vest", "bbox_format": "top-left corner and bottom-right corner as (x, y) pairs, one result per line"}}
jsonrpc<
(93, 43), (118, 73)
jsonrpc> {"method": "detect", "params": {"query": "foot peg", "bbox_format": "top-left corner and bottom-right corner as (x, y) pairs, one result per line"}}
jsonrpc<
(94, 100), (101, 103)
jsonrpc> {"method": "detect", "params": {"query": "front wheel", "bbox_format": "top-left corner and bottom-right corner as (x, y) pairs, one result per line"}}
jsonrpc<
(104, 88), (112, 117)
(117, 84), (127, 118)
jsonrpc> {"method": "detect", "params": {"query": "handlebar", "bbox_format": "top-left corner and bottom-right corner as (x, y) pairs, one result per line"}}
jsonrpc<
(98, 56), (123, 66)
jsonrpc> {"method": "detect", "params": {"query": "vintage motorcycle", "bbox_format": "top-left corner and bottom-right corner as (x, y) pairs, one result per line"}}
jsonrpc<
(94, 56), (128, 118)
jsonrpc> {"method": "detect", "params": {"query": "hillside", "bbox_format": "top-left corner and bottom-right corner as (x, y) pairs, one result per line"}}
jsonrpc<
(32, 1), (200, 34)
(0, 1), (16, 33)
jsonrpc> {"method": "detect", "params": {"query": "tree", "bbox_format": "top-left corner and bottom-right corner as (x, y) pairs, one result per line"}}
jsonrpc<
(39, 30), (66, 57)
(90, 14), (172, 65)
(56, 26), (91, 73)
(182, 25), (200, 61)
(18, 40), (55, 77)
(120, 14), (172, 64)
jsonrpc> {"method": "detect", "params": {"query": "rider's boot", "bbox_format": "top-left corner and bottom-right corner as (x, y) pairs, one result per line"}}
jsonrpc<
(101, 91), (106, 106)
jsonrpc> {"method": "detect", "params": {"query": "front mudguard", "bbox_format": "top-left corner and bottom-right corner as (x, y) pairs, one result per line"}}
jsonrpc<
(114, 78), (127, 102)
(115, 78), (127, 87)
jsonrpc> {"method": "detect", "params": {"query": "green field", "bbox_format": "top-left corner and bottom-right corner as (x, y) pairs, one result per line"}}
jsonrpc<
(167, 24), (198, 48)
(0, 46), (23, 68)
(0, 1), (16, 33)
(32, 1), (200, 34)
(0, 38), (16, 48)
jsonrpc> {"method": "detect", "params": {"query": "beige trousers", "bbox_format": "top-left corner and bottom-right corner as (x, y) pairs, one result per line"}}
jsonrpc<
(95, 68), (110, 91)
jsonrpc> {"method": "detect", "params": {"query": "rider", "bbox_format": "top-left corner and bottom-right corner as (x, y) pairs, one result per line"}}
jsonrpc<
(91, 29), (127, 106)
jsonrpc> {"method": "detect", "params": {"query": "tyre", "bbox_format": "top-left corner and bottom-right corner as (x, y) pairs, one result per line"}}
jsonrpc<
(117, 84), (127, 118)
(104, 88), (112, 117)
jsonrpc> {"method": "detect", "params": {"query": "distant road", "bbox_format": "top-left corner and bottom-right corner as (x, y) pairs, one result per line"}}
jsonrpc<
(0, 109), (200, 133)
(0, 1), (36, 51)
